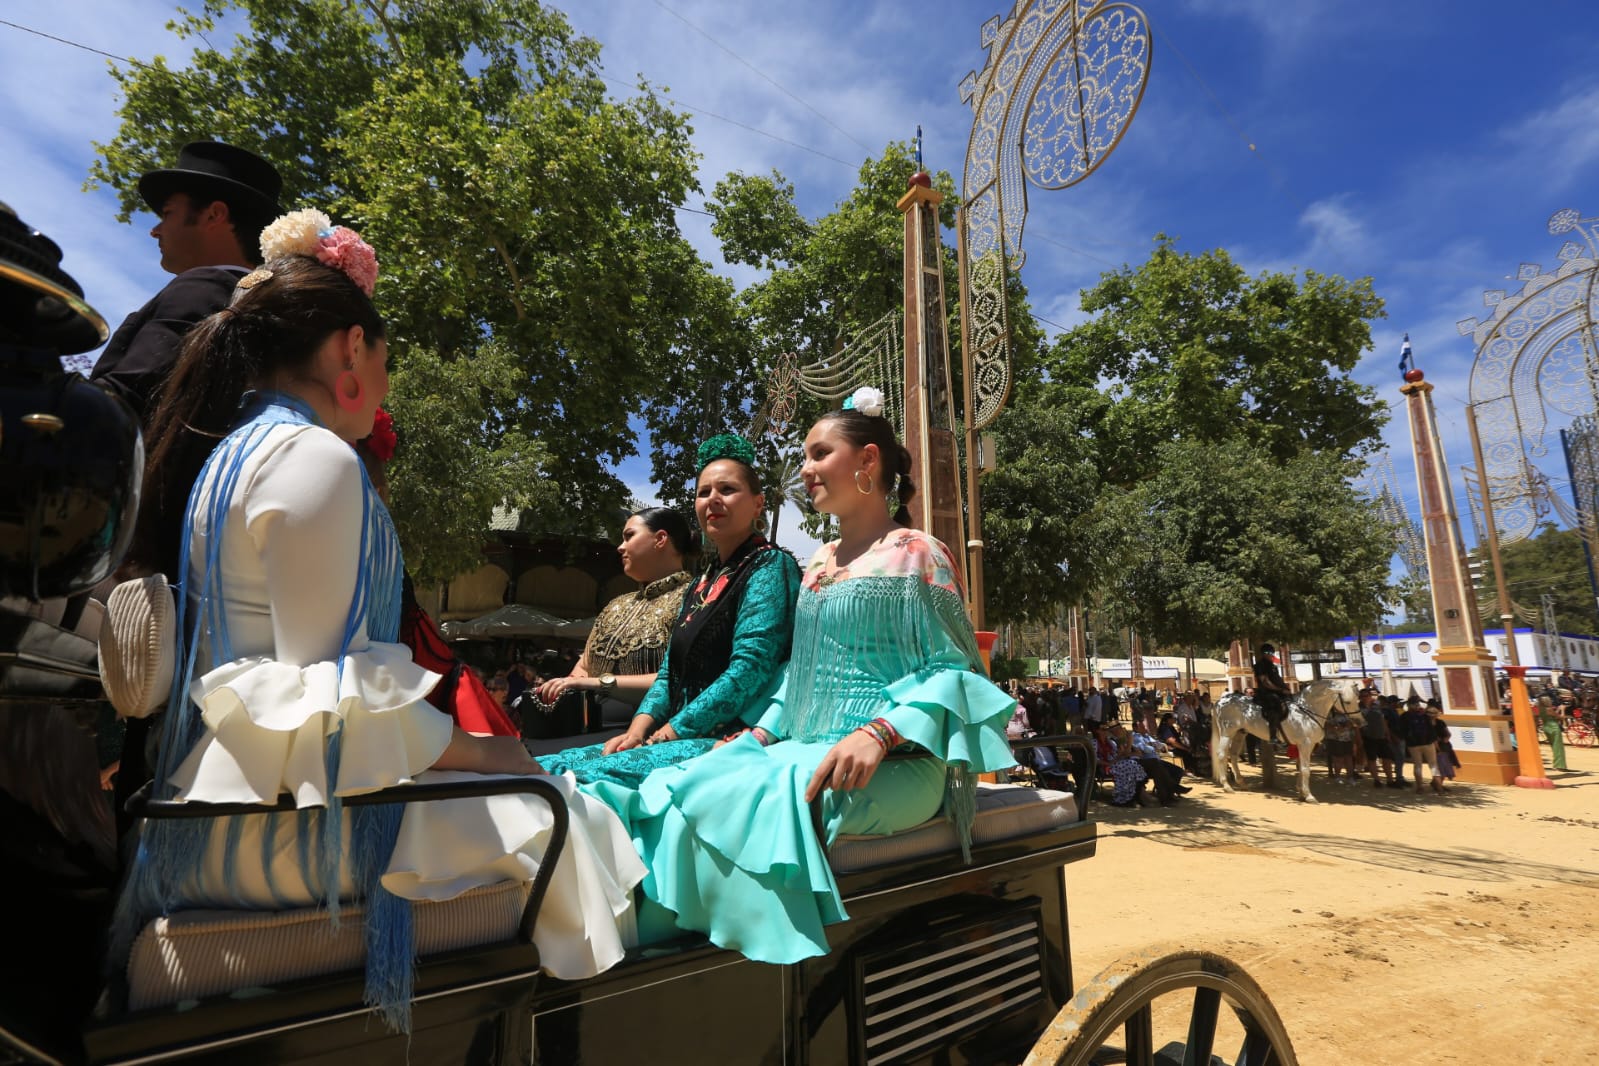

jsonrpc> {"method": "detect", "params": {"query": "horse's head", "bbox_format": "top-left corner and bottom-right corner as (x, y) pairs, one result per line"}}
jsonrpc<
(1298, 677), (1360, 716)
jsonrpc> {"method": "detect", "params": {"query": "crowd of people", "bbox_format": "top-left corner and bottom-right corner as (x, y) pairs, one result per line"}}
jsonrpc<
(1006, 678), (1470, 800)
(5, 138), (1022, 1035)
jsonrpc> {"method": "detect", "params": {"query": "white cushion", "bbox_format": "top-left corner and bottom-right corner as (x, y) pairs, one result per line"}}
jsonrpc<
(829, 783), (1079, 874)
(126, 879), (529, 1009)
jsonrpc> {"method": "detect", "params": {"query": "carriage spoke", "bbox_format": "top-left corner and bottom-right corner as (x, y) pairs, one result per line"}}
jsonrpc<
(1182, 986), (1220, 1066)
(1237, 1017), (1280, 1066)
(1123, 1003), (1154, 1066)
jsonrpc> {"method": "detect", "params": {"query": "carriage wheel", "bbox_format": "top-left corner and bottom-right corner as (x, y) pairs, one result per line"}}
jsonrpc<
(1023, 949), (1298, 1066)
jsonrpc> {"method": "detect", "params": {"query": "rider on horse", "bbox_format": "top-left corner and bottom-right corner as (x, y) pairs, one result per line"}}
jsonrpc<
(1253, 643), (1292, 745)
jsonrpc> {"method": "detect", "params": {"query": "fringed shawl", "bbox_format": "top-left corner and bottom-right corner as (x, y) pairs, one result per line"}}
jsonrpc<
(775, 530), (1008, 860)
(112, 392), (415, 1029)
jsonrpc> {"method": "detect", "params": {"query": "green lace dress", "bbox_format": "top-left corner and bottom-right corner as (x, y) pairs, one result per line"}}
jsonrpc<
(540, 536), (801, 787)
(604, 529), (1017, 964)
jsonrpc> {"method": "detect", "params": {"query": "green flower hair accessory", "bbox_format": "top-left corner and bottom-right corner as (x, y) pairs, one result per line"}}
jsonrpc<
(696, 433), (757, 473)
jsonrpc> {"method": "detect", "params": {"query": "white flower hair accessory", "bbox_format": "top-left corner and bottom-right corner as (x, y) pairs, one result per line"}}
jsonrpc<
(845, 385), (885, 418)
(259, 209), (333, 261)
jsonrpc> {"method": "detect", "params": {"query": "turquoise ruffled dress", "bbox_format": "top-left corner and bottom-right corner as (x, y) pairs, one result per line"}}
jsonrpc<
(540, 542), (800, 787)
(604, 529), (1016, 964)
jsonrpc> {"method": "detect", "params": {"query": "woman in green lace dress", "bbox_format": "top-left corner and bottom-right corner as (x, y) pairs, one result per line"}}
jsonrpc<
(617, 390), (1017, 963)
(540, 436), (801, 787)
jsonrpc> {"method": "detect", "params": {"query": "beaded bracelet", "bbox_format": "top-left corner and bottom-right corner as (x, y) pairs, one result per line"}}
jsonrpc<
(864, 718), (899, 749)
(856, 725), (889, 753)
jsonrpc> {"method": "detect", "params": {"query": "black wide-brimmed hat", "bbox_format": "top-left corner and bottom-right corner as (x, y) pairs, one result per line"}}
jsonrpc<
(0, 201), (107, 355)
(137, 141), (281, 217)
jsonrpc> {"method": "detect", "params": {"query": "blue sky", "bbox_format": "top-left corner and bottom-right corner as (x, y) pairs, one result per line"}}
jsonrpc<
(5, 0), (1599, 575)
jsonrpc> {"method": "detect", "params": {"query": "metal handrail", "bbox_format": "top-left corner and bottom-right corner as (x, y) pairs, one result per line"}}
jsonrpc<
(1009, 733), (1096, 819)
(129, 777), (569, 943)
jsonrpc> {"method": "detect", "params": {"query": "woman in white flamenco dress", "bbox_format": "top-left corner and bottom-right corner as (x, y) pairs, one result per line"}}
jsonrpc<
(112, 225), (642, 1030)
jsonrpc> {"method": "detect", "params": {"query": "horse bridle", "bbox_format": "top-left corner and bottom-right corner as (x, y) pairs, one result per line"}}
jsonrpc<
(1221, 685), (1352, 729)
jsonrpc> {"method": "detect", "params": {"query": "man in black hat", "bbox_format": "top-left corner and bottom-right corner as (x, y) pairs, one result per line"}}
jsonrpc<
(1252, 642), (1291, 744)
(90, 140), (281, 420)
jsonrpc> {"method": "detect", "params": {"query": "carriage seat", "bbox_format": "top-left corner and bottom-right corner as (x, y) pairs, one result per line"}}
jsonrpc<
(827, 782), (1079, 875)
(125, 879), (530, 1010)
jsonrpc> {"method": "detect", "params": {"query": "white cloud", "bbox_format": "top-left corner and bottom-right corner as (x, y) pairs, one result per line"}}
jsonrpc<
(1298, 195), (1373, 264)
(1501, 81), (1599, 193)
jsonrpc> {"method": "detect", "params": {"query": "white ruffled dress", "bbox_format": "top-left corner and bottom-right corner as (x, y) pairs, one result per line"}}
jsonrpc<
(164, 423), (643, 979)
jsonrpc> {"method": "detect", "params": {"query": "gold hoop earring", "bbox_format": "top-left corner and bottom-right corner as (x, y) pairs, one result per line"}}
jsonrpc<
(854, 470), (874, 495)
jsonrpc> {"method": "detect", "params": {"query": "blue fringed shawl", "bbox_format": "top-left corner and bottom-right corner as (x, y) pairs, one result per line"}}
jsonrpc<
(112, 392), (416, 1029)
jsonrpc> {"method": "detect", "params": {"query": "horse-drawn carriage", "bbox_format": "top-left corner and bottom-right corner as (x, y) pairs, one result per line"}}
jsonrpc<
(1, 727), (1302, 1066)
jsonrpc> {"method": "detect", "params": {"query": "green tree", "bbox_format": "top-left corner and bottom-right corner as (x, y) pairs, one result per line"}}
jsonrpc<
(1481, 523), (1599, 637)
(703, 146), (963, 538)
(984, 235), (1389, 633)
(1102, 438), (1396, 649)
(90, 0), (744, 580)
(1041, 235), (1387, 486)
(1395, 570), (1436, 630)
(981, 397), (1115, 622)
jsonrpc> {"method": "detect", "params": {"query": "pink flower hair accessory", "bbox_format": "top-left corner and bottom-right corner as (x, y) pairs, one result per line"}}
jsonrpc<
(257, 208), (380, 296)
(315, 226), (379, 296)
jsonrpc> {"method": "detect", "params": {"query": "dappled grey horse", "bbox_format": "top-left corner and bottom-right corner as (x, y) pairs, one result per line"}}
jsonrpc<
(1211, 678), (1361, 803)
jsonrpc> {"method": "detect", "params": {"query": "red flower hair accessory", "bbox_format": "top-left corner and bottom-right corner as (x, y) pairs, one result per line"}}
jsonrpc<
(363, 407), (398, 462)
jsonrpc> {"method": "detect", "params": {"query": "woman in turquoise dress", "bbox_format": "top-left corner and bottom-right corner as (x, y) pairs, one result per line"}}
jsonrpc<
(540, 435), (801, 787)
(619, 388), (1017, 963)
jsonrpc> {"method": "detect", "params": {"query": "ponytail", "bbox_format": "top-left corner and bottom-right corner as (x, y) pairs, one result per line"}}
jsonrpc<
(131, 312), (261, 576)
(891, 442), (916, 525)
(129, 254), (386, 577)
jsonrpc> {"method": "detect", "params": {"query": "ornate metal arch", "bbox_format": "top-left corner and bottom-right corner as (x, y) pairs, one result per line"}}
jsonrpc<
(1461, 208), (1599, 545)
(793, 311), (906, 435)
(957, 0), (1151, 430)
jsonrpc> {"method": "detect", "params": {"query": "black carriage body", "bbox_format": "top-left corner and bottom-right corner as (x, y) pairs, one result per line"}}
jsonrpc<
(19, 744), (1097, 1066)
(528, 815), (1092, 1066)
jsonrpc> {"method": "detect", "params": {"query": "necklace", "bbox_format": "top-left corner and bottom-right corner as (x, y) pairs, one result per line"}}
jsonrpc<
(587, 571), (690, 661)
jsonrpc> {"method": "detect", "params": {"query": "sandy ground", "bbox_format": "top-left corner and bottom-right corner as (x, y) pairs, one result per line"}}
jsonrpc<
(1062, 742), (1599, 1066)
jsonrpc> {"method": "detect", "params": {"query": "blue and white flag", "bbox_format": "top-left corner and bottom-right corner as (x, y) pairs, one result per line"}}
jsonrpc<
(1398, 333), (1414, 377)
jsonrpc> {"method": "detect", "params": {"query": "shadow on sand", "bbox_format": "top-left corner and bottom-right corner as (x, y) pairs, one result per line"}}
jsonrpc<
(1089, 768), (1599, 888)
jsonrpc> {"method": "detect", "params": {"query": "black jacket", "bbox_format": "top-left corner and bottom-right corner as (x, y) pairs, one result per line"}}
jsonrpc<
(90, 265), (247, 421)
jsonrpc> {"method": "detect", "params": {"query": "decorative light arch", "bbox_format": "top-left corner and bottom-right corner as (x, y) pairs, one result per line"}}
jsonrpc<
(1461, 208), (1599, 545)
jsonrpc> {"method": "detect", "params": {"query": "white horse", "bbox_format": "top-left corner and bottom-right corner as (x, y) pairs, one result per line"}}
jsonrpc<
(1210, 678), (1361, 803)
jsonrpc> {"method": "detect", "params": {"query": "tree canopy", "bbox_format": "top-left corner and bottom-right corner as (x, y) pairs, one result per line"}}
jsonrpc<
(702, 145), (975, 542)
(1477, 522), (1599, 638)
(1102, 438), (1395, 648)
(91, 0), (747, 581)
(984, 236), (1394, 645)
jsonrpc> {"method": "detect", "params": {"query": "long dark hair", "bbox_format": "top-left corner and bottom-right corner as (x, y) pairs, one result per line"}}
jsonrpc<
(634, 506), (695, 559)
(131, 255), (385, 577)
(816, 408), (917, 525)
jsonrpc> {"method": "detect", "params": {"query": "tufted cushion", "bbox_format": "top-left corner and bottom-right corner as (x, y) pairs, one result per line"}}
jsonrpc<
(126, 879), (529, 1009)
(829, 783), (1079, 874)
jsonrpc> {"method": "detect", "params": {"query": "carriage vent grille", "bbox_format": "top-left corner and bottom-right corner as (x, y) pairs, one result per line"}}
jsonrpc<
(857, 908), (1046, 1066)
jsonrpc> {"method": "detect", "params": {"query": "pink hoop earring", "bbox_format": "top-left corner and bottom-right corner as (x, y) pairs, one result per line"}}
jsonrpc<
(335, 369), (365, 412)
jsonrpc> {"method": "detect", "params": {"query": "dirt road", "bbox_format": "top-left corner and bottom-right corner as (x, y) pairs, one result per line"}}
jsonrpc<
(1063, 742), (1599, 1065)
